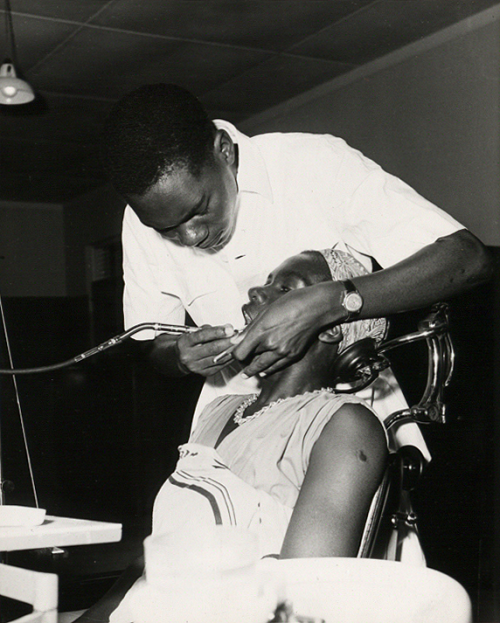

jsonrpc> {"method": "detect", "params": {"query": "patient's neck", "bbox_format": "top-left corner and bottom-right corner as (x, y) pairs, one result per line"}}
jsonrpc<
(256, 354), (333, 408)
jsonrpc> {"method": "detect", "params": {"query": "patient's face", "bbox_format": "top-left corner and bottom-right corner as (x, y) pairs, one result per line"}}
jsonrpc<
(242, 252), (330, 324)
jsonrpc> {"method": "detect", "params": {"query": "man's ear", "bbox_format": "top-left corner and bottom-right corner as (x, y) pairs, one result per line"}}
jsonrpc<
(214, 130), (236, 166)
(318, 325), (343, 344)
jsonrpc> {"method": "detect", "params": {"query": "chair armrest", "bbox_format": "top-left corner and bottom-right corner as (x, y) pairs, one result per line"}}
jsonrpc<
(391, 445), (425, 492)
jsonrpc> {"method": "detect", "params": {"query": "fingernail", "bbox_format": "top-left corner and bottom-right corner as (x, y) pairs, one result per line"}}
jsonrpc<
(258, 372), (266, 378)
(224, 324), (235, 337)
(241, 373), (249, 379)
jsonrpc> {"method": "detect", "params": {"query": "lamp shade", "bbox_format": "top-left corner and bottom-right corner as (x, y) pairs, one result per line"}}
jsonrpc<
(0, 61), (34, 105)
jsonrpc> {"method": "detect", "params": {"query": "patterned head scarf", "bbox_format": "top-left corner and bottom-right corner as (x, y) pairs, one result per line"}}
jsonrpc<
(315, 248), (387, 354)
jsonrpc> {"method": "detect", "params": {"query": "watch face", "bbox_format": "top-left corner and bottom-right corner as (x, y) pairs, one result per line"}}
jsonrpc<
(345, 291), (363, 312)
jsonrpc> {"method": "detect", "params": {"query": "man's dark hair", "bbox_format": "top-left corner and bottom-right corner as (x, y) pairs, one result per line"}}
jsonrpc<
(101, 84), (217, 197)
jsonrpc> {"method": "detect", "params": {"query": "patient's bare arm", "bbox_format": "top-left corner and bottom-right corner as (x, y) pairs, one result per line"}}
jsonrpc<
(280, 403), (387, 558)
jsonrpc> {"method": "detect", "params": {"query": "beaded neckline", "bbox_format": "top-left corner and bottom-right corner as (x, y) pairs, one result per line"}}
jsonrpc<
(233, 388), (335, 426)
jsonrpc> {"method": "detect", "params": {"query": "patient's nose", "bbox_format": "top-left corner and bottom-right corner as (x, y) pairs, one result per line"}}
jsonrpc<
(248, 286), (267, 305)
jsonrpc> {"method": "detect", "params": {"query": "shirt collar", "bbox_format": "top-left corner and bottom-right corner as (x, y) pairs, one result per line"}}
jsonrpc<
(214, 119), (273, 203)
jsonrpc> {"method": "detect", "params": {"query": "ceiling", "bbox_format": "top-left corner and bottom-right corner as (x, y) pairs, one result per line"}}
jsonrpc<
(0, 0), (497, 204)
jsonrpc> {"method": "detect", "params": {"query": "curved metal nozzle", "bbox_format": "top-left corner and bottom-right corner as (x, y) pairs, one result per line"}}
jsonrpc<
(0, 322), (199, 374)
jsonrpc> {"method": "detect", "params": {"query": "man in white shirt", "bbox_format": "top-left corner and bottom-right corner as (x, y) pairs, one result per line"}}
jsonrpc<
(71, 83), (491, 623)
(102, 83), (491, 432)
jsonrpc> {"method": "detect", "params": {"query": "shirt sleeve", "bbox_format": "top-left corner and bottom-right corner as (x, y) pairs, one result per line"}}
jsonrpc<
(122, 206), (185, 340)
(320, 136), (465, 268)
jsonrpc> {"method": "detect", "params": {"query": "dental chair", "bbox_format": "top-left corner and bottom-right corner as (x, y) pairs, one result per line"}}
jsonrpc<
(275, 303), (472, 623)
(329, 302), (455, 563)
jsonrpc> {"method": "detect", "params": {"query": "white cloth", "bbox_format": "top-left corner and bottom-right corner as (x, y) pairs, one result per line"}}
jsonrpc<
(151, 443), (293, 559)
(122, 121), (464, 455)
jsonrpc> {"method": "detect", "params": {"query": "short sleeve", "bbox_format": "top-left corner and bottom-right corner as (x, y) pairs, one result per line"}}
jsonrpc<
(122, 206), (185, 339)
(317, 136), (465, 268)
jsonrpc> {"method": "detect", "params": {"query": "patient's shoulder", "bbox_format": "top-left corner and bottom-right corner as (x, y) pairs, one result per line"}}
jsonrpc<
(313, 400), (388, 460)
(306, 392), (386, 440)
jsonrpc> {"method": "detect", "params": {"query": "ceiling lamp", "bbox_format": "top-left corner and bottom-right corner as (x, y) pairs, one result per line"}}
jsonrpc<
(0, 60), (34, 104)
(0, 0), (34, 105)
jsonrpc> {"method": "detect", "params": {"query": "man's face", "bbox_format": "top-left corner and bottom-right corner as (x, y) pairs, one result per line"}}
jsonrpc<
(128, 153), (238, 250)
(242, 253), (330, 324)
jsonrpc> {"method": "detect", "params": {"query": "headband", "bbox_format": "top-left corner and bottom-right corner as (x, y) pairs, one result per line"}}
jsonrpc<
(318, 248), (387, 354)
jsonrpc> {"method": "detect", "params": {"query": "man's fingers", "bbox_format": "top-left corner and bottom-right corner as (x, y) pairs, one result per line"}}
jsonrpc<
(177, 328), (242, 375)
(231, 328), (267, 361)
(179, 336), (235, 368)
(212, 349), (235, 366)
(253, 358), (291, 378)
(186, 324), (235, 345)
(241, 351), (287, 379)
(193, 355), (237, 377)
(212, 331), (246, 364)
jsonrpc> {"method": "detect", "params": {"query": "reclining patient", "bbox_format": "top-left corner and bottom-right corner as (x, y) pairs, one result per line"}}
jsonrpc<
(81, 248), (389, 622)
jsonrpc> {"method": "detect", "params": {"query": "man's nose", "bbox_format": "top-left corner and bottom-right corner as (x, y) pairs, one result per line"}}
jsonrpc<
(248, 286), (268, 305)
(178, 223), (208, 247)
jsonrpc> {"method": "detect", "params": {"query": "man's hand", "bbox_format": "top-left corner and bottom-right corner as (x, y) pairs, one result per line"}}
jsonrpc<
(232, 283), (344, 378)
(143, 324), (239, 377)
(176, 324), (238, 376)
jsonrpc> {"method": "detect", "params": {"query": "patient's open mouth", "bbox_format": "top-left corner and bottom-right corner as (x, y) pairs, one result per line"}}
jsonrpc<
(242, 305), (254, 326)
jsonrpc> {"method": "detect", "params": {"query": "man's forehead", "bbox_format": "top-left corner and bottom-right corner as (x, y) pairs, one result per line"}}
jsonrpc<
(131, 171), (204, 225)
(154, 169), (204, 203)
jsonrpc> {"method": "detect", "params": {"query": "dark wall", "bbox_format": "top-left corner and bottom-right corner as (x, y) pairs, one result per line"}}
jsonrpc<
(388, 247), (499, 619)
(0, 295), (203, 514)
(0, 293), (202, 612)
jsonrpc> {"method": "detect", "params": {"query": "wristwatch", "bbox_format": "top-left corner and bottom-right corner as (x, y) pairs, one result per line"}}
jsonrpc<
(340, 279), (363, 321)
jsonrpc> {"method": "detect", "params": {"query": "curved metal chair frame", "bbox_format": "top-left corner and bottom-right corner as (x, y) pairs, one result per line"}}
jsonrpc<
(357, 303), (455, 561)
